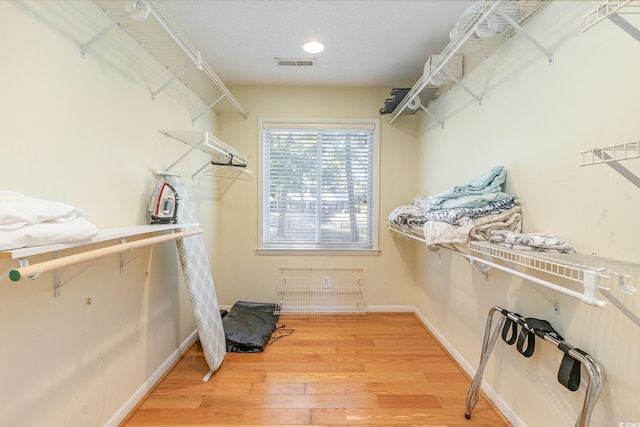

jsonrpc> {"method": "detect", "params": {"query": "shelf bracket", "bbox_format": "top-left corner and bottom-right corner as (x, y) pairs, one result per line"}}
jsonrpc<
(594, 150), (640, 189)
(80, 10), (131, 58)
(498, 9), (554, 64)
(163, 133), (207, 172)
(442, 70), (482, 106)
(501, 259), (560, 312)
(151, 61), (197, 101)
(599, 288), (640, 328)
(53, 251), (61, 297)
(192, 93), (226, 125)
(608, 12), (640, 42)
(119, 238), (126, 273)
(192, 158), (215, 179)
(469, 259), (491, 279)
(53, 257), (105, 296)
(409, 98), (444, 128)
(527, 282), (561, 312)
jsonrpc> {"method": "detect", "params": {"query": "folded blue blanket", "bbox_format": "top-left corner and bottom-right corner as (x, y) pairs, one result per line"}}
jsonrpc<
(424, 166), (507, 212)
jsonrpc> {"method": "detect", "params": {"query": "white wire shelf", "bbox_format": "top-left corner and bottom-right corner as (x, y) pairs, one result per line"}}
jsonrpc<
(156, 130), (252, 180)
(579, 140), (640, 166)
(468, 241), (640, 285)
(583, 0), (635, 31)
(84, 0), (247, 122)
(583, 0), (640, 43)
(388, 222), (640, 327)
(275, 267), (366, 316)
(389, 0), (551, 125)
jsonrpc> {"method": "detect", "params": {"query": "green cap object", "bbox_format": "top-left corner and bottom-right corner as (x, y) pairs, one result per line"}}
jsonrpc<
(9, 270), (21, 282)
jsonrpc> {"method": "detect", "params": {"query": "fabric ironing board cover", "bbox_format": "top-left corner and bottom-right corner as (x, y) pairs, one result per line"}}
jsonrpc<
(169, 178), (226, 372)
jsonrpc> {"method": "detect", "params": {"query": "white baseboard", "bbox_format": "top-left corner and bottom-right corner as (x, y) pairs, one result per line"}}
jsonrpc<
(104, 329), (198, 427)
(411, 308), (526, 427)
(365, 305), (416, 313)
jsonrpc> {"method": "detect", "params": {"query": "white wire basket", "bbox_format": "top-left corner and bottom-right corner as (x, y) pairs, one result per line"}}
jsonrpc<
(275, 267), (366, 319)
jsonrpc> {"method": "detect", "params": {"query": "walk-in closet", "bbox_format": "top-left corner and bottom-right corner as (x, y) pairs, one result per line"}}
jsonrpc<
(1, 1), (639, 426)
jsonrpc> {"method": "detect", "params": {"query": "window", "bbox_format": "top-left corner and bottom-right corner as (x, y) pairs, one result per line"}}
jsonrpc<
(258, 118), (380, 254)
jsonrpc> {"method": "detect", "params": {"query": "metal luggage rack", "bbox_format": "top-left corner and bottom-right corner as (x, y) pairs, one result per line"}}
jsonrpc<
(388, 222), (640, 328)
(465, 306), (604, 427)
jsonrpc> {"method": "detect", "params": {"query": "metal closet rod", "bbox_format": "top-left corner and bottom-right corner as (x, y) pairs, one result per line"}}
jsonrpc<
(388, 224), (608, 309)
(437, 244), (607, 309)
(9, 229), (201, 282)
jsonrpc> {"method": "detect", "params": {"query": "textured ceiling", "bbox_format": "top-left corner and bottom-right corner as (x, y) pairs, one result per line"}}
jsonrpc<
(160, 0), (475, 87)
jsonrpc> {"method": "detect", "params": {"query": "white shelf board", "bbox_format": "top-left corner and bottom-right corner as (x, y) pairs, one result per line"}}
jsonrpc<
(0, 223), (198, 260)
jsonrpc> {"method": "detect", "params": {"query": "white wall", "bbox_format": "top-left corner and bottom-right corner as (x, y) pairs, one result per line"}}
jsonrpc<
(414, 2), (640, 426)
(0, 2), (223, 425)
(214, 86), (420, 308)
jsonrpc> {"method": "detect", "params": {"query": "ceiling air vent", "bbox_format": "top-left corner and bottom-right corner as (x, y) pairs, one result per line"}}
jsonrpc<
(275, 58), (316, 67)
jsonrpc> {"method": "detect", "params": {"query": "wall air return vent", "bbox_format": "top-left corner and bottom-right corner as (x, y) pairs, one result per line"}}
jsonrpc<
(275, 58), (316, 67)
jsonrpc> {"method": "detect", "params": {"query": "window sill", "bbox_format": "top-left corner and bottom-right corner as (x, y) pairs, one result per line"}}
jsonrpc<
(256, 248), (380, 256)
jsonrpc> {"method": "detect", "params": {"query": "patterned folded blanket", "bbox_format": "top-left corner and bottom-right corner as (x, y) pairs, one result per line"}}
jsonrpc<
(387, 205), (428, 229)
(424, 195), (518, 225)
(489, 231), (576, 253)
(389, 194), (519, 228)
(423, 206), (522, 249)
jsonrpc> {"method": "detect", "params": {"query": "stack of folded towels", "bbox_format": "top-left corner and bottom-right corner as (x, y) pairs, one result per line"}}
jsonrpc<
(0, 191), (98, 251)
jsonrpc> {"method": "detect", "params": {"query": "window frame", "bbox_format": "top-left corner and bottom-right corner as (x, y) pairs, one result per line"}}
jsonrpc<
(257, 117), (380, 256)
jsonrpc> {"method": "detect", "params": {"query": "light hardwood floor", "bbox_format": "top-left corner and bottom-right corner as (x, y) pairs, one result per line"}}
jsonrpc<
(123, 313), (510, 426)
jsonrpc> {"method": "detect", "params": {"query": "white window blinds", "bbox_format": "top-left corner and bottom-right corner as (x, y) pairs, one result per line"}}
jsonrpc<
(260, 120), (377, 251)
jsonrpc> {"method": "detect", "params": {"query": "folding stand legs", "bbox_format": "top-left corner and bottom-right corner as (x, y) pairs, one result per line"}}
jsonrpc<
(464, 306), (604, 427)
(465, 306), (505, 419)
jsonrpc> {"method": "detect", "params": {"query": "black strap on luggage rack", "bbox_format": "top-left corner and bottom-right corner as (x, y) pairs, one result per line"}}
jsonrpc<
(465, 306), (604, 427)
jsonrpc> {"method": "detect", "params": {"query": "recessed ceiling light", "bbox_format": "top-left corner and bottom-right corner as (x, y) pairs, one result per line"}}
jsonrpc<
(303, 41), (325, 54)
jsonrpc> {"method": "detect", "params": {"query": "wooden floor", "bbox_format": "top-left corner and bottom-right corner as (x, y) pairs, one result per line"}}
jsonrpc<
(124, 313), (510, 426)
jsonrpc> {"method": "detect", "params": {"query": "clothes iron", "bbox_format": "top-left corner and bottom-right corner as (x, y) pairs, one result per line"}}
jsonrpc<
(147, 180), (179, 224)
